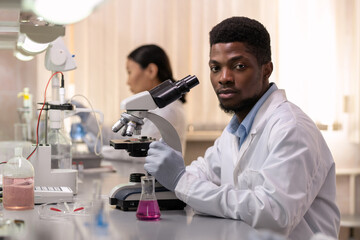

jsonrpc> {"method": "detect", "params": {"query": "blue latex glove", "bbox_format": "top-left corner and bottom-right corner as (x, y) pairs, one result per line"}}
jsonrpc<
(144, 140), (185, 192)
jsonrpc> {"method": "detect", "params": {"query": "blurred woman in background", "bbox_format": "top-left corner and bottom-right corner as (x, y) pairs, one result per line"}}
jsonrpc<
(78, 44), (187, 160)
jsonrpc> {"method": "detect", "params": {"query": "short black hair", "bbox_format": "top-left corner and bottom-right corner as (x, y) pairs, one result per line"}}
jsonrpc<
(209, 16), (271, 65)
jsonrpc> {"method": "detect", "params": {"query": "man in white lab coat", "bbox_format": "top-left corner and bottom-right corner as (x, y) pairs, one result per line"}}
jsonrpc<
(144, 16), (340, 239)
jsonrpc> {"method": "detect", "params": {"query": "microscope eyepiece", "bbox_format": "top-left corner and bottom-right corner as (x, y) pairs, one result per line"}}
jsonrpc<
(149, 75), (199, 108)
(179, 75), (199, 89)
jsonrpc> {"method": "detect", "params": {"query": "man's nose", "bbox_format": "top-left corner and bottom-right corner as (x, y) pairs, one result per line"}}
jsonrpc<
(219, 68), (234, 85)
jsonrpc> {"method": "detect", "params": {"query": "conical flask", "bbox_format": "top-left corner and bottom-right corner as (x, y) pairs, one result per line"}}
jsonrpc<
(136, 175), (161, 221)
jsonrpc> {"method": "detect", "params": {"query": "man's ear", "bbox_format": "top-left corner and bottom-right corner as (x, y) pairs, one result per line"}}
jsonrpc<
(145, 63), (158, 80)
(263, 61), (273, 81)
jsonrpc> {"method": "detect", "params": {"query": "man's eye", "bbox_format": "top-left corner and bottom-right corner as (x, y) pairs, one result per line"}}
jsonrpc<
(235, 64), (245, 70)
(210, 66), (219, 73)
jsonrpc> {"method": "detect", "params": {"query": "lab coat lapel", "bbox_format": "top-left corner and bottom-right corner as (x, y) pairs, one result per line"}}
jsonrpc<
(232, 130), (256, 187)
(232, 90), (288, 187)
(221, 133), (238, 185)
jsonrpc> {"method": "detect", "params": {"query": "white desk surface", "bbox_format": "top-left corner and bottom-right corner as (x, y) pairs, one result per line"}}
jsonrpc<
(1, 160), (259, 240)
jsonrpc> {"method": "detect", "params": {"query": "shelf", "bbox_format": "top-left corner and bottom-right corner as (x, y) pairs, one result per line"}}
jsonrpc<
(340, 214), (360, 228)
(335, 168), (360, 215)
(336, 168), (360, 176)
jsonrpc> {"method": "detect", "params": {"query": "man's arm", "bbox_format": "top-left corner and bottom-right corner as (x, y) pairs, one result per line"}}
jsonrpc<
(176, 124), (334, 236)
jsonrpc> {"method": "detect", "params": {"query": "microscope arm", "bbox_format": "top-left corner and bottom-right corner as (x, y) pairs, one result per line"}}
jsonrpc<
(145, 112), (182, 154)
(120, 91), (158, 110)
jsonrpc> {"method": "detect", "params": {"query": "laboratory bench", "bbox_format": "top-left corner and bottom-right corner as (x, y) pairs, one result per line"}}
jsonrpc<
(0, 160), (260, 240)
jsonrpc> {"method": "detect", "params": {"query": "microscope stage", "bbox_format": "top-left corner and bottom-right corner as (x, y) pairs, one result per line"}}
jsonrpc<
(110, 137), (155, 157)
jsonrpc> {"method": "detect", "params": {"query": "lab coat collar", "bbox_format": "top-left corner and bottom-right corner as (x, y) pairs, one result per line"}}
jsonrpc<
(227, 83), (278, 148)
(250, 89), (288, 135)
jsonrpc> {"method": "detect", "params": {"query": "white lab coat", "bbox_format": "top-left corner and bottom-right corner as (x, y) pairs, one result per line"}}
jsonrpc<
(92, 100), (187, 160)
(175, 89), (340, 240)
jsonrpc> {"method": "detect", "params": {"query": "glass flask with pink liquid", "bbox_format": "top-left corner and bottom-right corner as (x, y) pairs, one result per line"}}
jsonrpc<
(136, 175), (161, 221)
(2, 147), (34, 210)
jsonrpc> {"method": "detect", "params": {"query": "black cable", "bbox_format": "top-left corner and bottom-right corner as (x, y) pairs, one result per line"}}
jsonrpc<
(60, 73), (65, 88)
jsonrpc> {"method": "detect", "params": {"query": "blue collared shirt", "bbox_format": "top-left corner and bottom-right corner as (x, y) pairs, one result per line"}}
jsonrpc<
(227, 83), (278, 148)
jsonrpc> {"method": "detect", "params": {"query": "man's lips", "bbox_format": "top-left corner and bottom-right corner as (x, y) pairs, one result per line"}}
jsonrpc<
(217, 89), (238, 99)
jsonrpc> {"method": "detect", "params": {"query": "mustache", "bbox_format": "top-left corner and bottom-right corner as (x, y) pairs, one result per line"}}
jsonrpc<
(216, 88), (239, 95)
(218, 94), (260, 114)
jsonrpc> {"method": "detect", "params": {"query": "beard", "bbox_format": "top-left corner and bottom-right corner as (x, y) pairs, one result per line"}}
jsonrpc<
(218, 95), (260, 115)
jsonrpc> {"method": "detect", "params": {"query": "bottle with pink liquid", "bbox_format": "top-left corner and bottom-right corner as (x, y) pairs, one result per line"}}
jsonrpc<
(2, 147), (34, 210)
(136, 175), (161, 221)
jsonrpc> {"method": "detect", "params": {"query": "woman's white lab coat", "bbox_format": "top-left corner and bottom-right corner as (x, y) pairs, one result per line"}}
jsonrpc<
(175, 90), (340, 240)
(99, 100), (187, 160)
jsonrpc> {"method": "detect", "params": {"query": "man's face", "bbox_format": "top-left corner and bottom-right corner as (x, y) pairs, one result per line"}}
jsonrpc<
(209, 42), (272, 119)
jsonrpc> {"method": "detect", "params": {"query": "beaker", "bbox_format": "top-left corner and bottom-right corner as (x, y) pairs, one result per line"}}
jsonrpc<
(136, 175), (161, 221)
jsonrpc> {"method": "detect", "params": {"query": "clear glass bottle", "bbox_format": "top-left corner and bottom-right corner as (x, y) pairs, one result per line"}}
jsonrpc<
(47, 109), (72, 169)
(2, 147), (34, 210)
(136, 175), (161, 221)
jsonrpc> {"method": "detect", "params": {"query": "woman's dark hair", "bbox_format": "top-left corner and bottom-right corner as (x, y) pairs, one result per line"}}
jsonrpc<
(128, 44), (186, 103)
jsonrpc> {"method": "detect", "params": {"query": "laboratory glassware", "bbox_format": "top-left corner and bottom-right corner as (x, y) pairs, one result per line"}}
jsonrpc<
(47, 127), (72, 169)
(16, 87), (33, 142)
(2, 147), (34, 210)
(46, 110), (72, 169)
(136, 175), (161, 221)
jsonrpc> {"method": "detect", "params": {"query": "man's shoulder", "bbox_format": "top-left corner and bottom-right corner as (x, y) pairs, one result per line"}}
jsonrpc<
(267, 100), (316, 130)
(260, 89), (312, 125)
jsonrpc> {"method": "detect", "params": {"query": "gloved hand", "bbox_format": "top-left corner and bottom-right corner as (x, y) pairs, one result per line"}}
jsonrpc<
(144, 140), (185, 192)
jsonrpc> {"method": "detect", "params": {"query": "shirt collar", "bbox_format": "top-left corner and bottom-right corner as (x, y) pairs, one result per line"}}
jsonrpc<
(227, 83), (278, 143)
